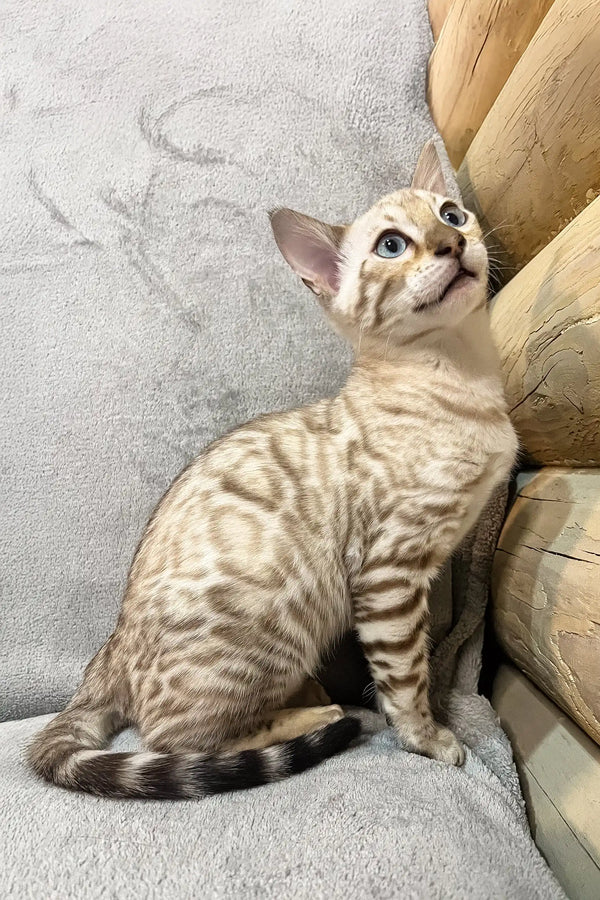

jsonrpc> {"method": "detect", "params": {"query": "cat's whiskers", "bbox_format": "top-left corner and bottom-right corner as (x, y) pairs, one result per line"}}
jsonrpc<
(383, 328), (393, 362)
(362, 681), (378, 705)
(481, 219), (513, 242)
(357, 321), (365, 356)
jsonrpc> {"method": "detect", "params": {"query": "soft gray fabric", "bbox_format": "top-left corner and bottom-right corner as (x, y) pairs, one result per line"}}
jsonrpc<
(432, 484), (509, 707)
(1, 0), (437, 721)
(1, 712), (564, 899)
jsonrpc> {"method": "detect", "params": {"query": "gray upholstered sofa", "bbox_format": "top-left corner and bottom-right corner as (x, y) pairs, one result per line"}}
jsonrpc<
(1, 1), (563, 896)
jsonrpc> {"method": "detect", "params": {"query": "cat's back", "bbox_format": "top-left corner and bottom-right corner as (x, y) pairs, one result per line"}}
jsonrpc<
(124, 397), (354, 607)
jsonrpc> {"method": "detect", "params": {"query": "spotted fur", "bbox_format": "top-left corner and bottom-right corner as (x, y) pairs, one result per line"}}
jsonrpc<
(28, 141), (518, 797)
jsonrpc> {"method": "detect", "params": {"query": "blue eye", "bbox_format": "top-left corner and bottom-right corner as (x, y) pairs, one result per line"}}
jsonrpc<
(375, 232), (407, 258)
(440, 204), (467, 227)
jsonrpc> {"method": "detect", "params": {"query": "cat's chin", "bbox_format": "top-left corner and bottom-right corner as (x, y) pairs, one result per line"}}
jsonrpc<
(414, 268), (481, 314)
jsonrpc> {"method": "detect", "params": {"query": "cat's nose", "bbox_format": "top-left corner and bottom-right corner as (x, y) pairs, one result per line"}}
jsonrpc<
(434, 235), (466, 258)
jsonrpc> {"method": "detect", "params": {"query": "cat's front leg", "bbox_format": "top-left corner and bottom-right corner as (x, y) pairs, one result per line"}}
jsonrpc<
(353, 578), (465, 766)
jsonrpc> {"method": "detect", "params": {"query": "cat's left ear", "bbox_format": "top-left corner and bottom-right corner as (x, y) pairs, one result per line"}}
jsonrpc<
(270, 208), (346, 298)
(411, 139), (448, 195)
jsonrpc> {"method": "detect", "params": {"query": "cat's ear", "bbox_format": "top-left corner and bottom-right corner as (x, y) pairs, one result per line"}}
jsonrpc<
(411, 139), (448, 195)
(270, 208), (346, 298)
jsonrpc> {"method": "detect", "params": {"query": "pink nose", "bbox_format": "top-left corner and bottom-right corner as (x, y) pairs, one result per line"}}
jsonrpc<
(434, 235), (466, 258)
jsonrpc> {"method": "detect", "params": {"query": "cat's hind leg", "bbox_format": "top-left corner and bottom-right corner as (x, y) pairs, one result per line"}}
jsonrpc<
(225, 705), (344, 752)
(285, 677), (331, 708)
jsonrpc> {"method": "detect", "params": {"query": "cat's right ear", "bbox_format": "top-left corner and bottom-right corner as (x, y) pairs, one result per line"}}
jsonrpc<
(269, 208), (346, 299)
(411, 139), (448, 195)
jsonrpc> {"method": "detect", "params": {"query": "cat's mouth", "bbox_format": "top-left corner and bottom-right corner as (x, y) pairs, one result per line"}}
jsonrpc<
(414, 267), (477, 313)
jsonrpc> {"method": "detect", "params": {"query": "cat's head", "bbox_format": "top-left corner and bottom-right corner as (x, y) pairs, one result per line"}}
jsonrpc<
(270, 141), (488, 355)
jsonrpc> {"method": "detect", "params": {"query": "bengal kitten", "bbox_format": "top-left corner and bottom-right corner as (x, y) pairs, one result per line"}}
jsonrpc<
(28, 141), (518, 799)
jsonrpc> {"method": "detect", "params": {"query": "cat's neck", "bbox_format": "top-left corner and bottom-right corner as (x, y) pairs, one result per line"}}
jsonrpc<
(347, 306), (504, 396)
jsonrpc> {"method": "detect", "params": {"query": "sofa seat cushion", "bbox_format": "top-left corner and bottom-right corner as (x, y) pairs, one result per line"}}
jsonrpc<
(2, 711), (564, 899)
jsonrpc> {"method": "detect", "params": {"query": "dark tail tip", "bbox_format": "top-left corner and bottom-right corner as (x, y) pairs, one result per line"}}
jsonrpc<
(289, 714), (361, 777)
(320, 715), (362, 753)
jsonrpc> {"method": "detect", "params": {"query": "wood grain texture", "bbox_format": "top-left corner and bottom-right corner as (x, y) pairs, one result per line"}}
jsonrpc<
(428, 0), (554, 168)
(493, 664), (600, 900)
(489, 196), (600, 466)
(492, 469), (600, 746)
(457, 0), (600, 275)
(428, 0), (455, 41)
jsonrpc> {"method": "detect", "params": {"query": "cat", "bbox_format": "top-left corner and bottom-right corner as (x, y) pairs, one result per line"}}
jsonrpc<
(28, 140), (518, 799)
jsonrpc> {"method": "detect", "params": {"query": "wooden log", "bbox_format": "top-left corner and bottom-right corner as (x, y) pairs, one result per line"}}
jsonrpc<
(458, 0), (600, 275)
(428, 0), (455, 41)
(492, 468), (600, 746)
(489, 196), (600, 467)
(428, 0), (554, 169)
(493, 664), (600, 900)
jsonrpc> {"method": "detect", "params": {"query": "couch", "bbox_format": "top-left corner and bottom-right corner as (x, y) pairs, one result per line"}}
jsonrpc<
(1, 2), (563, 896)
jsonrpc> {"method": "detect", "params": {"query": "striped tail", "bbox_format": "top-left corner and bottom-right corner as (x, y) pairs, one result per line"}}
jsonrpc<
(28, 703), (360, 799)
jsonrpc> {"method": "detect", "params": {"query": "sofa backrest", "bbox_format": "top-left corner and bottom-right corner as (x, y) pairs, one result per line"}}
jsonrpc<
(1, 0), (437, 721)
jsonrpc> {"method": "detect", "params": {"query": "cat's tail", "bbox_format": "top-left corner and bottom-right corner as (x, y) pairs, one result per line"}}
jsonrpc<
(27, 701), (360, 799)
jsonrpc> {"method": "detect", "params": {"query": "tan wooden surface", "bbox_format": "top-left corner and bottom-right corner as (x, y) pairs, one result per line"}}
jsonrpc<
(428, 0), (455, 40)
(428, 0), (554, 168)
(489, 196), (600, 467)
(493, 664), (600, 899)
(492, 468), (600, 746)
(457, 0), (600, 276)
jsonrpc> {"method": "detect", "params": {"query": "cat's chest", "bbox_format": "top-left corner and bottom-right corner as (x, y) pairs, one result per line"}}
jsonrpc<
(372, 409), (514, 480)
(359, 411), (517, 540)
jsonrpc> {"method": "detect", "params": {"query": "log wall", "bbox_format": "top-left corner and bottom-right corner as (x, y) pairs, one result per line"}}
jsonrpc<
(427, 6), (600, 886)
(457, 0), (600, 275)
(492, 469), (600, 746)
(428, 0), (554, 168)
(493, 665), (600, 900)
(489, 197), (600, 466)
(428, 0), (455, 41)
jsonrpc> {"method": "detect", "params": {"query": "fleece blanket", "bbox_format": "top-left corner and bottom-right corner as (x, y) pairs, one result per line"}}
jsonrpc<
(0, 0), (563, 896)
(1, 702), (563, 899)
(1, 0), (438, 722)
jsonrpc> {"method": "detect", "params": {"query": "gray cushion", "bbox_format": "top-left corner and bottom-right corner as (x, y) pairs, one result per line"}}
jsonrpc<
(1, 0), (436, 720)
(1, 711), (564, 899)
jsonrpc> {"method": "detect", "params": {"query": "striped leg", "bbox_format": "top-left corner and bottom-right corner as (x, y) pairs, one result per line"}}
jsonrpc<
(354, 578), (464, 766)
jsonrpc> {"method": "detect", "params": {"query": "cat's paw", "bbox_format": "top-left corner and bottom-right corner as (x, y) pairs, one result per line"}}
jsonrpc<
(316, 704), (345, 726)
(419, 726), (465, 766)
